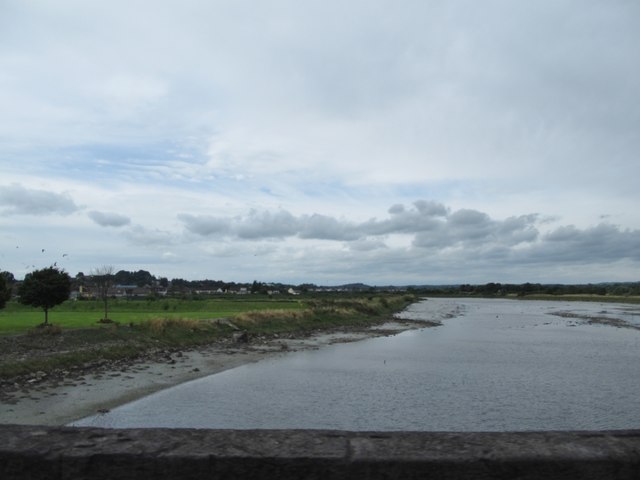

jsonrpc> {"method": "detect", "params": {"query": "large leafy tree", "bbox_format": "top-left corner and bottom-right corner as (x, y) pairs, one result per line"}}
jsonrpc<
(18, 266), (71, 325)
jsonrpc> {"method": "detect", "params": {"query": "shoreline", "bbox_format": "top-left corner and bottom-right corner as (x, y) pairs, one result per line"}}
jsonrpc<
(0, 320), (432, 426)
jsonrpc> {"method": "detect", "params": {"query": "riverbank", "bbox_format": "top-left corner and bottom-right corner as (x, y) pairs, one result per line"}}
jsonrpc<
(0, 319), (434, 426)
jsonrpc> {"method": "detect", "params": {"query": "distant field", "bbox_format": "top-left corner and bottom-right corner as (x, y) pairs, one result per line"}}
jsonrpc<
(0, 297), (305, 334)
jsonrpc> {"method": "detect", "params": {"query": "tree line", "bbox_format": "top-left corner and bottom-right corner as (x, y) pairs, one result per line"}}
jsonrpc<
(415, 282), (640, 297)
(1, 265), (639, 327)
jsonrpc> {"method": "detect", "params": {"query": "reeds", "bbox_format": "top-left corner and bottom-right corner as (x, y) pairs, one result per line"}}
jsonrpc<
(234, 309), (310, 325)
(139, 317), (203, 334)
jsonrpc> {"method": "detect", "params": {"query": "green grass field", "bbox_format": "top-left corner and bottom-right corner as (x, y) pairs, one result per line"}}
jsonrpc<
(0, 297), (305, 334)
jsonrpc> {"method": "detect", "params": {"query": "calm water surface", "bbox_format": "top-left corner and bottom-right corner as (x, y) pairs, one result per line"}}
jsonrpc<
(73, 298), (640, 431)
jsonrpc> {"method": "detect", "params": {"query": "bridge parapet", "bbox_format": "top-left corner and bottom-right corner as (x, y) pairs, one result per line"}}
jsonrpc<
(1, 425), (639, 479)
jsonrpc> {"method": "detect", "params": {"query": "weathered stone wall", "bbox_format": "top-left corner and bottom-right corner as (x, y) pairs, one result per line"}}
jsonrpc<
(1, 425), (639, 479)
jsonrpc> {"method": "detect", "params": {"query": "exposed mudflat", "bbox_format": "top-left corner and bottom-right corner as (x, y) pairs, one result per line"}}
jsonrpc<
(0, 320), (431, 426)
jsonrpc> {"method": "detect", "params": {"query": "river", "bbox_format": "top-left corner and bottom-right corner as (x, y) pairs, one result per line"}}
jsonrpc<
(72, 298), (640, 431)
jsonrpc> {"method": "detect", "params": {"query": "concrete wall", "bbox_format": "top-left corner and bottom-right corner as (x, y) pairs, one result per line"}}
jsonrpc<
(1, 425), (639, 479)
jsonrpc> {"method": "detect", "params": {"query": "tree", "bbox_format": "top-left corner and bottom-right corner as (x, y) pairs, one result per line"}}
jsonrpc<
(18, 266), (71, 325)
(114, 269), (155, 287)
(92, 265), (115, 322)
(251, 280), (262, 294)
(0, 271), (13, 309)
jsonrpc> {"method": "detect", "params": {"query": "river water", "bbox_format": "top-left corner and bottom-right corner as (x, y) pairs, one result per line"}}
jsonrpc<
(73, 298), (640, 431)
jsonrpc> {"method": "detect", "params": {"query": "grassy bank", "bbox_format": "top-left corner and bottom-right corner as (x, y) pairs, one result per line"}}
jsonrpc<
(0, 294), (416, 381)
(0, 297), (304, 334)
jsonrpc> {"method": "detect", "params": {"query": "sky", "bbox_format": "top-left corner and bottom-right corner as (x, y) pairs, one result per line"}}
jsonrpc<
(1, 0), (639, 285)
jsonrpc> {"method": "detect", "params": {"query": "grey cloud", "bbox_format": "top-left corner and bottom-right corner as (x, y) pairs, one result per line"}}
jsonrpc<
(498, 215), (539, 244)
(178, 214), (231, 236)
(177, 201), (640, 277)
(448, 209), (494, 242)
(545, 225), (580, 242)
(412, 229), (448, 249)
(172, 200), (640, 284)
(179, 201), (539, 247)
(235, 210), (298, 239)
(88, 210), (131, 227)
(298, 214), (360, 241)
(177, 210), (373, 241)
(362, 201), (448, 236)
(342, 223), (640, 284)
(533, 223), (640, 263)
(413, 200), (448, 217)
(388, 204), (405, 215)
(347, 239), (388, 252)
(180, 210), (303, 240)
(180, 210), (358, 241)
(413, 210), (540, 250)
(0, 184), (78, 216)
(124, 225), (176, 247)
(449, 209), (490, 227)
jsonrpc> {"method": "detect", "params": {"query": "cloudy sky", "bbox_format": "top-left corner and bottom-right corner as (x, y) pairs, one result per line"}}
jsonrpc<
(1, 1), (639, 285)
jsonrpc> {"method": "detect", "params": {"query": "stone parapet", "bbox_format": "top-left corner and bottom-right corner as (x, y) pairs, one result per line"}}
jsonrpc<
(1, 425), (639, 479)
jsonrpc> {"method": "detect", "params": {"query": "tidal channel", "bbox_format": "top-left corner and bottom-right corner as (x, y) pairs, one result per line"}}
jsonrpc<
(73, 298), (640, 431)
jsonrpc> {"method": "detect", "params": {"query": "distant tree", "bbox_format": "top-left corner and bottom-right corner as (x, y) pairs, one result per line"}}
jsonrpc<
(0, 271), (12, 309)
(298, 283), (316, 293)
(114, 269), (155, 287)
(1, 271), (15, 284)
(18, 266), (71, 325)
(92, 265), (115, 321)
